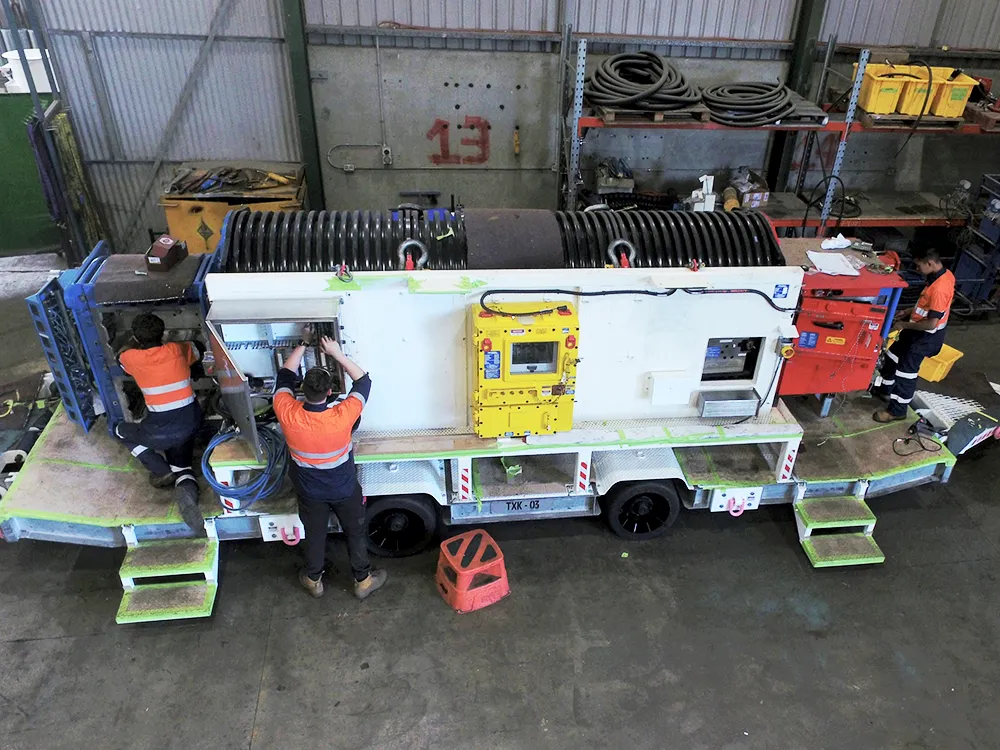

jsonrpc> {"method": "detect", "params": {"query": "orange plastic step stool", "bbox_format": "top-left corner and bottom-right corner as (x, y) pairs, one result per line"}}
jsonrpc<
(435, 529), (510, 613)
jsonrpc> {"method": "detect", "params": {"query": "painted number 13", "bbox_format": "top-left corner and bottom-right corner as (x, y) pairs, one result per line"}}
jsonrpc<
(426, 116), (490, 165)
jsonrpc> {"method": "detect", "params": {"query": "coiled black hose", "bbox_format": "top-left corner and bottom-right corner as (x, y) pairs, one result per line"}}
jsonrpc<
(702, 81), (795, 126)
(220, 207), (466, 273)
(555, 210), (783, 268)
(220, 208), (784, 273)
(584, 52), (700, 111)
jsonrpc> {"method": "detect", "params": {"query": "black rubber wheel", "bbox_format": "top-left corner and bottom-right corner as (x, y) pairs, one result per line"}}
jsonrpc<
(602, 481), (681, 540)
(365, 494), (438, 557)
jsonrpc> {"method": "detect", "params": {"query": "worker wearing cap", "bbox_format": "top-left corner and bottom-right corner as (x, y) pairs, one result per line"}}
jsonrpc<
(274, 329), (385, 601)
(874, 247), (955, 423)
(115, 313), (205, 532)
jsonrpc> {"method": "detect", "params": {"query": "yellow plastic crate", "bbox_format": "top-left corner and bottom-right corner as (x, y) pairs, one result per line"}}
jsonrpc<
(854, 63), (905, 114)
(897, 71), (940, 116)
(918, 343), (963, 382)
(929, 69), (977, 117)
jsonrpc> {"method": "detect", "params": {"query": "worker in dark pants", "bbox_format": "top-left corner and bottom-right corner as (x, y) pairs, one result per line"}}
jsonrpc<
(273, 329), (386, 601)
(115, 313), (205, 532)
(873, 247), (955, 422)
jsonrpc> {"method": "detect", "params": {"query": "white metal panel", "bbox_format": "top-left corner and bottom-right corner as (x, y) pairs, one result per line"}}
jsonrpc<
(308, 0), (560, 29)
(205, 267), (803, 433)
(591, 448), (683, 494)
(358, 460), (448, 504)
(820, 0), (943, 45)
(934, 0), (1000, 50)
(568, 0), (796, 38)
(41, 0), (284, 38)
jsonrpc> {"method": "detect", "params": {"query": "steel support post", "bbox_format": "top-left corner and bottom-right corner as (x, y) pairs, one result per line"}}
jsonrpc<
(819, 49), (869, 232)
(282, 0), (325, 210)
(564, 38), (586, 211)
(765, 0), (828, 190)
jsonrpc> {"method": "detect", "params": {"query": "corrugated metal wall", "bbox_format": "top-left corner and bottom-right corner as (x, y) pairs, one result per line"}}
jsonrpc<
(40, 0), (298, 250)
(935, 0), (1000, 49)
(820, 0), (943, 46)
(304, 0), (561, 29)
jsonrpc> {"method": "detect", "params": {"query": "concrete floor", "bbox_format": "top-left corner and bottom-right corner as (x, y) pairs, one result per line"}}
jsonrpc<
(2, 263), (1000, 748)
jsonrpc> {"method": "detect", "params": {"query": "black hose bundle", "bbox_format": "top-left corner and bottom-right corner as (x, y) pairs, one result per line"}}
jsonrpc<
(702, 81), (795, 126)
(584, 52), (700, 111)
(555, 209), (784, 268)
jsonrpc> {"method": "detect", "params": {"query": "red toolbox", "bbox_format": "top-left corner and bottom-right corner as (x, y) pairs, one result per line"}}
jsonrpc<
(778, 265), (907, 397)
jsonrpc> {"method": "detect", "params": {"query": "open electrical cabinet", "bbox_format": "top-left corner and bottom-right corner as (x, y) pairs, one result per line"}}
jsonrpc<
(205, 298), (344, 461)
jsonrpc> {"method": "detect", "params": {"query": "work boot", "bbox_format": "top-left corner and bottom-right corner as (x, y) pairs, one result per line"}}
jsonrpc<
(148, 472), (175, 489)
(873, 409), (906, 423)
(174, 479), (206, 535)
(299, 570), (324, 598)
(354, 569), (387, 600)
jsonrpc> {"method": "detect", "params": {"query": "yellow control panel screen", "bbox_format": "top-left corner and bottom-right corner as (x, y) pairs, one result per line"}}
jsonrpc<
(470, 301), (579, 438)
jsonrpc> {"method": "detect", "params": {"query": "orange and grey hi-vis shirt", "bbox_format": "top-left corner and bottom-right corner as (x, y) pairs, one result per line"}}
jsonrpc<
(119, 342), (199, 412)
(910, 267), (955, 332)
(273, 367), (371, 500)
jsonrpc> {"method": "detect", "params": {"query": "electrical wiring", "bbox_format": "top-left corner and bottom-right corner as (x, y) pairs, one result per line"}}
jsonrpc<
(892, 431), (943, 457)
(800, 174), (852, 233)
(200, 425), (289, 510)
(480, 286), (799, 318)
(894, 61), (934, 158)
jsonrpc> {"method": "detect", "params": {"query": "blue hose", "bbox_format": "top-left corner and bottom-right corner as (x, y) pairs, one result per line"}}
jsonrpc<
(201, 425), (289, 510)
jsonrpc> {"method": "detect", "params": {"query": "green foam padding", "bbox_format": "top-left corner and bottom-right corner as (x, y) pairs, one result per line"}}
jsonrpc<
(116, 582), (217, 624)
(795, 496), (876, 529)
(120, 539), (218, 578)
(802, 533), (885, 568)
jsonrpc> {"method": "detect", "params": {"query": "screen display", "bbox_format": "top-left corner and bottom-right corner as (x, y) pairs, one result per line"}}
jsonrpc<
(510, 341), (558, 374)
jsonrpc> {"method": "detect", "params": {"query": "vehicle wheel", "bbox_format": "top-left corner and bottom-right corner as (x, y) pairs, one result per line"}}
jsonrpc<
(365, 494), (439, 557)
(602, 481), (681, 541)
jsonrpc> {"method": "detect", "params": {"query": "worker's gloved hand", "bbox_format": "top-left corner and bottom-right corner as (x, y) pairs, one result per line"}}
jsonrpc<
(320, 336), (343, 359)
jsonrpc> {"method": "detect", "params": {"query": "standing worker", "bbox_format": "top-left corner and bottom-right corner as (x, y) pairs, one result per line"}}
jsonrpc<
(273, 330), (386, 601)
(115, 313), (205, 532)
(873, 247), (955, 423)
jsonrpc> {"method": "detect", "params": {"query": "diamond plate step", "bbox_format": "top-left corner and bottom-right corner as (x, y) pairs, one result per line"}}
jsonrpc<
(116, 582), (217, 624)
(801, 533), (885, 568)
(120, 539), (218, 579)
(794, 496), (876, 530)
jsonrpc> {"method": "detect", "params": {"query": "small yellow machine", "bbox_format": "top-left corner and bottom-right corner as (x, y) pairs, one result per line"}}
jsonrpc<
(470, 301), (579, 438)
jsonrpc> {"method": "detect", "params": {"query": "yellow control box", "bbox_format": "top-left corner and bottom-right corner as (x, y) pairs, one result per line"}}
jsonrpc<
(470, 302), (579, 438)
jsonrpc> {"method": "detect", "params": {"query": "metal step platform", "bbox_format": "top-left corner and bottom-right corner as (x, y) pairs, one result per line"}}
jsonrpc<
(116, 522), (220, 624)
(116, 581), (218, 625)
(800, 533), (885, 568)
(794, 495), (876, 529)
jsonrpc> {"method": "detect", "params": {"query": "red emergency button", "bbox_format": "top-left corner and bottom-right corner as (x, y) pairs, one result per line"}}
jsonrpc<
(481, 338), (492, 352)
(565, 335), (577, 349)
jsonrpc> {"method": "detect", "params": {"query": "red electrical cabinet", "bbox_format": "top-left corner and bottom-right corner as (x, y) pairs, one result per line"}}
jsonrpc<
(778, 266), (907, 397)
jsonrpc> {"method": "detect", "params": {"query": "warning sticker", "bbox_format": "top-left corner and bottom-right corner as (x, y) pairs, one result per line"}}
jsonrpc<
(826, 336), (847, 346)
(484, 351), (501, 379)
(798, 331), (818, 349)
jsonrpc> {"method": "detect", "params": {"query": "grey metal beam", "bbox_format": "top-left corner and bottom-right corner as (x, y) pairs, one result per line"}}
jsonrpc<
(47, 29), (284, 44)
(282, 0), (325, 210)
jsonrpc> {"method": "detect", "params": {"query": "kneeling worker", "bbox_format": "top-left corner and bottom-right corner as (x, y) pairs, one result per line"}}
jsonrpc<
(874, 247), (955, 423)
(273, 330), (386, 600)
(115, 313), (205, 532)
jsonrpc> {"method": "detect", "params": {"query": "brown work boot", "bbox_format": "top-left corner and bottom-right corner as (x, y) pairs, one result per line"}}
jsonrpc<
(873, 409), (906, 423)
(354, 569), (387, 600)
(299, 570), (324, 598)
(149, 472), (174, 489)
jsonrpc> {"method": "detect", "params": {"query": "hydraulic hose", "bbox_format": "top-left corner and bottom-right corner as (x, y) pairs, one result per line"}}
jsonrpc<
(584, 52), (700, 111)
(201, 425), (289, 510)
(702, 81), (795, 126)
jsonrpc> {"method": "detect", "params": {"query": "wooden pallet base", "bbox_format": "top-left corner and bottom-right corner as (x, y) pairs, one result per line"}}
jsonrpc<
(964, 103), (1000, 132)
(859, 109), (966, 130)
(592, 102), (711, 124)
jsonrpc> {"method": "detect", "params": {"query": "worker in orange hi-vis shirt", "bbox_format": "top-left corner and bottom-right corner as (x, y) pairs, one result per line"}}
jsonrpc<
(873, 247), (955, 423)
(273, 327), (385, 602)
(115, 313), (205, 532)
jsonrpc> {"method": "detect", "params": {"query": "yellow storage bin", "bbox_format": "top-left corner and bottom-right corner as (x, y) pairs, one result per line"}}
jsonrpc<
(918, 343), (964, 382)
(897, 70), (940, 116)
(929, 69), (977, 117)
(855, 63), (906, 114)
